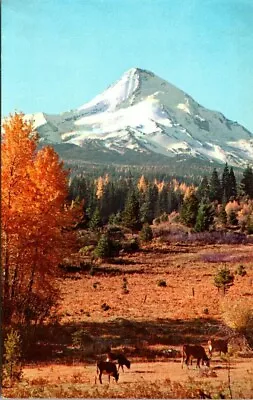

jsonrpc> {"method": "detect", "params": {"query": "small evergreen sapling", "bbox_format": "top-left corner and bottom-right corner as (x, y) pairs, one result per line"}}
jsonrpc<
(93, 234), (113, 259)
(214, 266), (234, 295)
(139, 223), (153, 242)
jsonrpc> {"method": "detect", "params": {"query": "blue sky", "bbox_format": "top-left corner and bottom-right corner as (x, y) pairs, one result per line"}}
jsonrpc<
(2, 0), (253, 131)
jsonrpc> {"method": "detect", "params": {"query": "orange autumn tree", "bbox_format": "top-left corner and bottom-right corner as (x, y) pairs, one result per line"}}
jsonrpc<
(2, 113), (78, 324)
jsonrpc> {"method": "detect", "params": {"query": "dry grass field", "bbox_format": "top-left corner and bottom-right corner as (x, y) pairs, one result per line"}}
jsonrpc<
(3, 238), (253, 398)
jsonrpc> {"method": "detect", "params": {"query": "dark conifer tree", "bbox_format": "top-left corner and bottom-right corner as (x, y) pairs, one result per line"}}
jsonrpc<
(229, 167), (237, 199)
(195, 201), (215, 232)
(149, 184), (159, 219)
(122, 191), (141, 231)
(89, 207), (103, 231)
(180, 191), (199, 227)
(197, 176), (210, 201)
(140, 185), (155, 224)
(209, 168), (222, 203)
(157, 186), (168, 215)
(222, 163), (231, 203)
(219, 204), (227, 226)
(94, 234), (113, 259)
(240, 165), (253, 198)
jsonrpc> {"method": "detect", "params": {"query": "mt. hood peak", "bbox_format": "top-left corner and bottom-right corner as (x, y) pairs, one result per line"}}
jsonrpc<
(25, 68), (253, 167)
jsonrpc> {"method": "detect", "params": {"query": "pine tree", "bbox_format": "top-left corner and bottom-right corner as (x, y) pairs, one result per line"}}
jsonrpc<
(158, 186), (168, 215)
(209, 168), (222, 203)
(197, 176), (210, 201)
(214, 266), (234, 295)
(180, 190), (199, 227)
(140, 184), (157, 224)
(240, 166), (253, 198)
(219, 204), (227, 226)
(139, 223), (153, 242)
(195, 201), (215, 232)
(122, 191), (141, 231)
(222, 163), (231, 203)
(229, 167), (237, 199)
(89, 207), (102, 231)
(93, 234), (113, 259)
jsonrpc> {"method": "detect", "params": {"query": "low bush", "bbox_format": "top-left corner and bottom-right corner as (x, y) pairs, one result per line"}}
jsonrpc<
(121, 238), (140, 253)
(201, 253), (244, 263)
(101, 303), (110, 311)
(157, 279), (167, 287)
(2, 379), (232, 399)
(106, 225), (125, 240)
(2, 329), (23, 386)
(221, 298), (253, 334)
(79, 245), (94, 255)
(235, 265), (247, 277)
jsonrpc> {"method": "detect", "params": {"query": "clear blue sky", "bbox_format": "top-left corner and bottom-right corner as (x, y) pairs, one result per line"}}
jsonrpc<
(2, 0), (253, 131)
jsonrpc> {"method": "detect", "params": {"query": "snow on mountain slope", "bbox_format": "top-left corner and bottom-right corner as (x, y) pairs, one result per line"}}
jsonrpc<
(25, 68), (253, 166)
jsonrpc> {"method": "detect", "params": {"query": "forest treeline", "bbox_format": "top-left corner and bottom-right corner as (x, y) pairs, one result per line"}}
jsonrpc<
(69, 162), (253, 233)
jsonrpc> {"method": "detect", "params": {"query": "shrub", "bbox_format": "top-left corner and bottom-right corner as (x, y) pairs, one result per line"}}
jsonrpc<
(101, 303), (110, 311)
(121, 238), (140, 253)
(79, 245), (94, 255)
(139, 223), (153, 242)
(106, 225), (125, 240)
(154, 217), (161, 225)
(235, 265), (247, 277)
(157, 279), (167, 287)
(214, 266), (234, 295)
(3, 329), (23, 386)
(221, 298), (253, 334)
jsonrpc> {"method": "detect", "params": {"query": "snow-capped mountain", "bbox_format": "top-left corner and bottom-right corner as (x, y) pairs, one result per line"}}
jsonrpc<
(25, 68), (253, 166)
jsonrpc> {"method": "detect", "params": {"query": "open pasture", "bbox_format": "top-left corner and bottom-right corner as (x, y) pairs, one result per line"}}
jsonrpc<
(4, 241), (253, 398)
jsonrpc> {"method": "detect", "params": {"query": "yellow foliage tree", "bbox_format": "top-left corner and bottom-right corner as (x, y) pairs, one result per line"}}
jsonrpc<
(1, 113), (78, 324)
(96, 176), (104, 199)
(137, 175), (148, 192)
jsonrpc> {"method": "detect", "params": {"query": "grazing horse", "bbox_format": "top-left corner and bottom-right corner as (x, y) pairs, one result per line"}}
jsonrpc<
(106, 351), (131, 372)
(208, 338), (229, 357)
(182, 344), (210, 368)
(96, 361), (119, 384)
